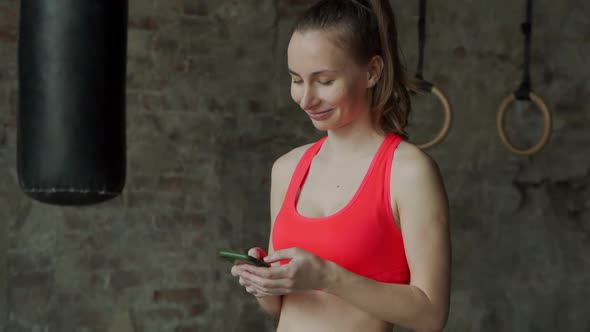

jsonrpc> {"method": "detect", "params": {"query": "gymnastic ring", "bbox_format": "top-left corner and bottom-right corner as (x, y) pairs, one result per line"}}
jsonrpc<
(415, 83), (453, 150)
(496, 92), (552, 156)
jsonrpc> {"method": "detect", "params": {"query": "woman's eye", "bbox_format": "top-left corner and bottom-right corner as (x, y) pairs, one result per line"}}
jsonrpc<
(319, 80), (334, 86)
(292, 79), (303, 84)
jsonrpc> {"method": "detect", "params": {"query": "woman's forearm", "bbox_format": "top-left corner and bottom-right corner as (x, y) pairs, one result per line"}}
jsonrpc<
(256, 295), (283, 317)
(323, 262), (447, 331)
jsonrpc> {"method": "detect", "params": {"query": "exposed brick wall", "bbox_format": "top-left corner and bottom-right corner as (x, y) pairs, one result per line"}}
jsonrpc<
(0, 0), (589, 331)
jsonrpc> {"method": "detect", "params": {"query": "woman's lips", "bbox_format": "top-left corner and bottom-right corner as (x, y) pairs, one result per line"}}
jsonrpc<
(307, 109), (334, 121)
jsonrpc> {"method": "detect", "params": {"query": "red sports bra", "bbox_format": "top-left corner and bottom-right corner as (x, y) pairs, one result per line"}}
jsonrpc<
(272, 134), (410, 284)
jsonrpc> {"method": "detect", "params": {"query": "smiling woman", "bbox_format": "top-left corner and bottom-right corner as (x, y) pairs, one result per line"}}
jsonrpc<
(230, 1), (451, 331)
(288, 29), (373, 130)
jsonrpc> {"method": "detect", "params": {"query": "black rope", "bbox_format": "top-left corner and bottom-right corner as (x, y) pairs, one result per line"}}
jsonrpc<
(515, 0), (533, 100)
(414, 0), (433, 92)
(415, 0), (426, 81)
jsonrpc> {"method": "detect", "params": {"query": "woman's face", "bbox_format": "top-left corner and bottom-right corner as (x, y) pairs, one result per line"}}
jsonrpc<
(287, 30), (373, 131)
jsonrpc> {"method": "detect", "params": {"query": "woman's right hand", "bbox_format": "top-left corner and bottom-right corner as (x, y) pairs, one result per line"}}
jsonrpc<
(231, 247), (268, 297)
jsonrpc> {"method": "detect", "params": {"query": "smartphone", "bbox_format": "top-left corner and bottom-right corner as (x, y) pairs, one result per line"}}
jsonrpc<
(218, 250), (270, 267)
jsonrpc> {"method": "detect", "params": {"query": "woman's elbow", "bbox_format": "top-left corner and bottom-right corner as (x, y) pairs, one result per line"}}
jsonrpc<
(263, 305), (282, 317)
(257, 296), (283, 317)
(421, 307), (449, 331)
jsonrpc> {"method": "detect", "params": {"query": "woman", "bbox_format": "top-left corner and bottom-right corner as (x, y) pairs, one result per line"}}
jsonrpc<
(231, 0), (450, 331)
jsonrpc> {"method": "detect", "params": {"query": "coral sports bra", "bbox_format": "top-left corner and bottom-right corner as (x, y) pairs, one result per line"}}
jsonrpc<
(272, 134), (410, 284)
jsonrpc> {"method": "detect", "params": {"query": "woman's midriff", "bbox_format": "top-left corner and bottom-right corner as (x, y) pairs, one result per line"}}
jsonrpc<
(276, 291), (394, 332)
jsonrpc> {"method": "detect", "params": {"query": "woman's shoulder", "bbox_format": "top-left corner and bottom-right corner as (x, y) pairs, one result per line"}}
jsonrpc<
(272, 142), (315, 178)
(390, 141), (447, 212)
(392, 140), (441, 181)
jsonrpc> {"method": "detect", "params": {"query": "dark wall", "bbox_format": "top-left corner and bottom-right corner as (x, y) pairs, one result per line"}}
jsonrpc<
(0, 0), (588, 331)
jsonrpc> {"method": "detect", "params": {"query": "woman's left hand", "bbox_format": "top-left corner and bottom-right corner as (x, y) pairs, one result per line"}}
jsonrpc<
(234, 247), (331, 296)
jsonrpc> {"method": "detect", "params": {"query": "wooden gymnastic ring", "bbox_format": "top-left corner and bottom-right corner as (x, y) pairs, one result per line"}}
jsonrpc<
(416, 85), (453, 150)
(496, 92), (552, 156)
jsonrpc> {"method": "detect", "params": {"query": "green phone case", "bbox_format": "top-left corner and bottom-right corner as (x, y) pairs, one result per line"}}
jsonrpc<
(218, 250), (270, 267)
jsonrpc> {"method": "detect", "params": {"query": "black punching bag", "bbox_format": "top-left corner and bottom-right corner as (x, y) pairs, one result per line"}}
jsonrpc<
(17, 0), (128, 205)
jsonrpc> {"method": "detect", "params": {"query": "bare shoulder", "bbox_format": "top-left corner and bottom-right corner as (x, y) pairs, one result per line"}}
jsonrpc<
(393, 141), (441, 179)
(269, 143), (314, 221)
(271, 143), (314, 180)
(391, 141), (447, 201)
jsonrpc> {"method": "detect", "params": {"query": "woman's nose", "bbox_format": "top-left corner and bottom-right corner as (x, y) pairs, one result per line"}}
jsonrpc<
(300, 86), (319, 110)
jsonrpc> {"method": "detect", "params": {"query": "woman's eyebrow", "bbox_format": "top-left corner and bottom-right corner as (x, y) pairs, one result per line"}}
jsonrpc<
(288, 69), (339, 76)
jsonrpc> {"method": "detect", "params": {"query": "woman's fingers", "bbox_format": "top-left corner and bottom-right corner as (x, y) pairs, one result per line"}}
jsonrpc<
(233, 264), (289, 296)
(238, 276), (249, 287)
(250, 282), (291, 296)
(241, 269), (291, 290)
(248, 247), (261, 259)
(231, 265), (240, 277)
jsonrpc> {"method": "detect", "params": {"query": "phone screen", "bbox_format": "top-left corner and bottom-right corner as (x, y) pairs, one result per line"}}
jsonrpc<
(218, 250), (270, 267)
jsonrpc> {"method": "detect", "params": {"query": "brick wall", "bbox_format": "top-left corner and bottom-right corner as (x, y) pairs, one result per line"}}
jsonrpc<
(0, 0), (589, 331)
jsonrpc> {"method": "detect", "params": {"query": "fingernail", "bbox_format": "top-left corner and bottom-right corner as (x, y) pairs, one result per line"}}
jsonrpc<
(263, 256), (270, 262)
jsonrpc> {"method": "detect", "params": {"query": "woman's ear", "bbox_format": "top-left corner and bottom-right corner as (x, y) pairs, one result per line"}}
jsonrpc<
(367, 55), (384, 88)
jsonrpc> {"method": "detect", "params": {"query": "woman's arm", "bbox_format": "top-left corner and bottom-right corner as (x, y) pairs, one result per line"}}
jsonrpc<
(252, 247), (283, 316)
(323, 145), (451, 331)
(239, 146), (310, 316)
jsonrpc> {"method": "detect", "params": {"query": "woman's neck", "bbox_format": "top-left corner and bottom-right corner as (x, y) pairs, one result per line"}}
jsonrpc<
(321, 114), (385, 163)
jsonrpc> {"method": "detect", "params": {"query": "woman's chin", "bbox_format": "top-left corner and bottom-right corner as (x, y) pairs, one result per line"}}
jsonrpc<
(310, 121), (332, 132)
